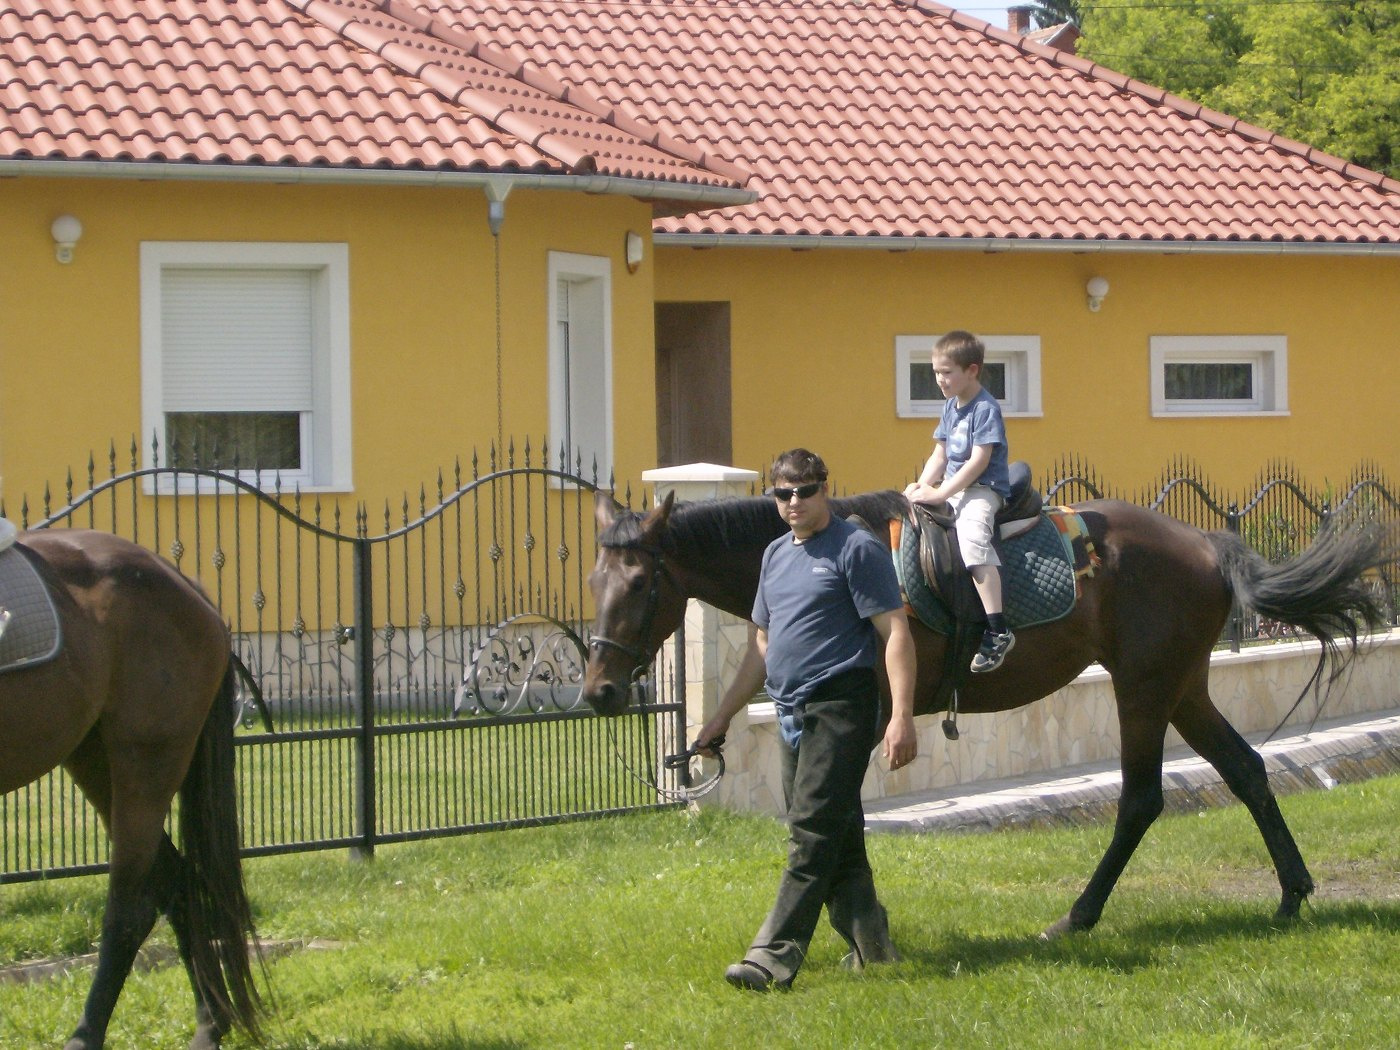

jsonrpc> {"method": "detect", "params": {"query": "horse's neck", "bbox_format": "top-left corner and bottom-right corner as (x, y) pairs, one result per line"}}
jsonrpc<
(672, 554), (761, 621)
(664, 494), (903, 619)
(670, 546), (763, 620)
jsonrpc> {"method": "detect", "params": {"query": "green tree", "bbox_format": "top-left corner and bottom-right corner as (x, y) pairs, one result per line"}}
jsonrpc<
(1029, 0), (1082, 29)
(1077, 0), (1399, 180)
(1077, 2), (1247, 101)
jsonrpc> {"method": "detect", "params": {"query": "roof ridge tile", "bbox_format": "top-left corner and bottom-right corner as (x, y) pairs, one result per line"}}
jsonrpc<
(385, 0), (748, 183)
(287, 0), (743, 184)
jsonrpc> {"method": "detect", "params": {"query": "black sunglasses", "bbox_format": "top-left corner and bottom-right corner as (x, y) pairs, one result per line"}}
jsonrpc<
(769, 481), (823, 501)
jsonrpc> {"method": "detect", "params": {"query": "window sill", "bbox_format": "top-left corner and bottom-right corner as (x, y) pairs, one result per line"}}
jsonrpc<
(1150, 409), (1290, 419)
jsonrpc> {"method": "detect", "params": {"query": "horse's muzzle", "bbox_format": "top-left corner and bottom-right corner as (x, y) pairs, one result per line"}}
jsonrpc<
(580, 674), (631, 717)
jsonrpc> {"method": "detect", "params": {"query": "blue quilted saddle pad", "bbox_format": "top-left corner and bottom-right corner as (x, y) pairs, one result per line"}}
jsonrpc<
(0, 543), (62, 673)
(895, 509), (1094, 636)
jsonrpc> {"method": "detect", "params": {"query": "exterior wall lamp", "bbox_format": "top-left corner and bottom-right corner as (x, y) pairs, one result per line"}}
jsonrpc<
(624, 230), (644, 274)
(51, 214), (83, 264)
(1086, 275), (1110, 312)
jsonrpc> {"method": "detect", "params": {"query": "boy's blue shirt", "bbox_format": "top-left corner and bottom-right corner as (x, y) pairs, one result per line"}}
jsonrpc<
(933, 387), (1011, 498)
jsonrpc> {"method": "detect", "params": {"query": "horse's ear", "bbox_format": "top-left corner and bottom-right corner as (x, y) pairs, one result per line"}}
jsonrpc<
(594, 489), (622, 530)
(640, 490), (676, 540)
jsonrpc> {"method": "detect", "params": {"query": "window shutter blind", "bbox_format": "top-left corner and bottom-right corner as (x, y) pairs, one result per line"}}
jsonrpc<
(162, 268), (314, 412)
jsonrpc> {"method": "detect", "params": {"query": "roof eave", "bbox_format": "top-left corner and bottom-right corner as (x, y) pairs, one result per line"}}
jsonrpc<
(654, 232), (1400, 256)
(0, 159), (757, 214)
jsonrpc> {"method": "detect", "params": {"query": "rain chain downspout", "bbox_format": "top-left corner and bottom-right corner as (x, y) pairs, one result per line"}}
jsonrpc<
(484, 177), (513, 457)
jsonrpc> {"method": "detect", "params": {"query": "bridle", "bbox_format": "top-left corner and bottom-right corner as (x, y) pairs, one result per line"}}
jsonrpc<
(591, 538), (726, 802)
(588, 540), (673, 676)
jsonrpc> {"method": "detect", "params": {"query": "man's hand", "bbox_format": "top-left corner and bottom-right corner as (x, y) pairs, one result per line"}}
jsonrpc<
(882, 712), (916, 770)
(695, 716), (730, 758)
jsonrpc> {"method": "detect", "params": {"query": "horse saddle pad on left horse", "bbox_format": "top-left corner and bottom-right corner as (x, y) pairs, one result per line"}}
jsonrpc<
(0, 537), (62, 673)
(893, 508), (1098, 636)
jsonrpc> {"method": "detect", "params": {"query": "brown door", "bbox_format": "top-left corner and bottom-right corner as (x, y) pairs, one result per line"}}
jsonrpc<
(655, 302), (732, 467)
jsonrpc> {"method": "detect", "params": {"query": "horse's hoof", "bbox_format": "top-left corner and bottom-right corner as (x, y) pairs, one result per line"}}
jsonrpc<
(1039, 915), (1078, 941)
(1276, 886), (1313, 921)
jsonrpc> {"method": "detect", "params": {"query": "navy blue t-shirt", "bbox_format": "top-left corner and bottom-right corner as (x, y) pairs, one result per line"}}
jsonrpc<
(752, 515), (903, 741)
(934, 387), (1011, 498)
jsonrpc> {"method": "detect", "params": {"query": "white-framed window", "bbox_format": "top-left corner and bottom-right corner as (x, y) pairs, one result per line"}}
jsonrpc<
(1149, 335), (1287, 416)
(548, 252), (613, 479)
(896, 334), (1042, 418)
(140, 242), (352, 492)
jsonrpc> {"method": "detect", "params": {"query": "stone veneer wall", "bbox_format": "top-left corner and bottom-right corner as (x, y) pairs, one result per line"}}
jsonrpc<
(714, 632), (1400, 816)
(643, 465), (1400, 818)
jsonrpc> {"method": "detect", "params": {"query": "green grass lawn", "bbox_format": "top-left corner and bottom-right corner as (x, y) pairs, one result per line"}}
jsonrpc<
(3, 776), (1398, 1049)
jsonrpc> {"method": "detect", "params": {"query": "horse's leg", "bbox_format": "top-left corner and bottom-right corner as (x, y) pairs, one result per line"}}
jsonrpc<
(1042, 679), (1171, 940)
(60, 735), (191, 1050)
(56, 736), (159, 1049)
(160, 839), (229, 1050)
(1170, 680), (1314, 919)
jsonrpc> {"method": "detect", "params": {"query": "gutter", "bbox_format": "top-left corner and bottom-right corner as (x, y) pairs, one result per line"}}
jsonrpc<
(0, 159), (757, 210)
(655, 232), (1400, 257)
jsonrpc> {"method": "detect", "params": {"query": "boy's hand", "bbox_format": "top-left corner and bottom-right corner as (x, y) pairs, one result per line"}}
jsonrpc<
(904, 482), (944, 506)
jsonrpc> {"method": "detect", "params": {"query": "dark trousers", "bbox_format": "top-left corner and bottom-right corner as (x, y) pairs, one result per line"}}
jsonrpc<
(745, 668), (881, 983)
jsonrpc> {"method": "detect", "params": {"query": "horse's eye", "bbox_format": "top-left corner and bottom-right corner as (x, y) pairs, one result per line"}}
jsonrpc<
(628, 574), (646, 594)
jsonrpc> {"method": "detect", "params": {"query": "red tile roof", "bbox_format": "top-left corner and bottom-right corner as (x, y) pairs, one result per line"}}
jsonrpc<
(4, 0), (1398, 246)
(412, 0), (1400, 247)
(0, 0), (746, 199)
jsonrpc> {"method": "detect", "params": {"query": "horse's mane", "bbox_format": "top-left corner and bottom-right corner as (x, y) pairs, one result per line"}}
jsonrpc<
(600, 490), (908, 556)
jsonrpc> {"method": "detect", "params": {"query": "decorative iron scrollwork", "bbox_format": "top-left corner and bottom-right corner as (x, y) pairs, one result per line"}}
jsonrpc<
(453, 613), (588, 717)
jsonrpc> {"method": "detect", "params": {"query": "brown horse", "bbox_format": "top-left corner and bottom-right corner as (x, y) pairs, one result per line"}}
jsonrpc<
(583, 490), (1393, 938)
(0, 530), (264, 1050)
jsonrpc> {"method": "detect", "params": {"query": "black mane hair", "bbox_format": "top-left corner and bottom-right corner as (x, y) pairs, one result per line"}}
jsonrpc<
(600, 489), (908, 556)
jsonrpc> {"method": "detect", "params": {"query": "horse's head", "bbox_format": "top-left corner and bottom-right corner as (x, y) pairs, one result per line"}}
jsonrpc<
(583, 489), (689, 716)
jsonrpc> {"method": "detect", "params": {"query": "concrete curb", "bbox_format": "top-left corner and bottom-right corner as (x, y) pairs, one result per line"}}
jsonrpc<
(865, 708), (1400, 834)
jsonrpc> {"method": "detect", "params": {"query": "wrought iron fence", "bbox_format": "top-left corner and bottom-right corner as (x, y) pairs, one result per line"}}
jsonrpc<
(1, 439), (689, 883)
(1042, 455), (1400, 643)
(2, 450), (1397, 882)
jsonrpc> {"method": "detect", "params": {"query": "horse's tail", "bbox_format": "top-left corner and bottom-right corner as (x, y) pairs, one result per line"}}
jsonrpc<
(1209, 518), (1396, 715)
(178, 659), (266, 1043)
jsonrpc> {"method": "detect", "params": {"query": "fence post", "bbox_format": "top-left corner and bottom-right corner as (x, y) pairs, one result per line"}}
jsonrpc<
(643, 463), (762, 808)
(670, 617), (687, 790)
(1226, 502), (1243, 652)
(351, 528), (377, 860)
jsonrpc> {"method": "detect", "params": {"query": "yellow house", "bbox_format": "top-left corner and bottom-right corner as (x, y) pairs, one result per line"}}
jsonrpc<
(425, 0), (1400, 496)
(3, 0), (1398, 511)
(0, 0), (750, 511)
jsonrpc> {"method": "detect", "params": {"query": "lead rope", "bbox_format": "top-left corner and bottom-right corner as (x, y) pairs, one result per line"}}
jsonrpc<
(604, 670), (726, 804)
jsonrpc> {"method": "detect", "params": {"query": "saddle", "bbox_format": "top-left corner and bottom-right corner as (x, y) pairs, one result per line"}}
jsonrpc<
(889, 463), (1098, 737)
(907, 461), (1043, 600)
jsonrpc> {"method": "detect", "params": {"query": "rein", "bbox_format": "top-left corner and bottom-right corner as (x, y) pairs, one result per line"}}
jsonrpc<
(593, 538), (726, 802)
(607, 713), (727, 804)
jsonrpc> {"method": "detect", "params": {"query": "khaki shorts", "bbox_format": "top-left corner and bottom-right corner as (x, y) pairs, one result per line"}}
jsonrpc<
(947, 485), (1002, 567)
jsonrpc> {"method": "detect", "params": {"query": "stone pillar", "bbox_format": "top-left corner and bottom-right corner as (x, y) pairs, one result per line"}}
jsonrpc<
(643, 463), (764, 808)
